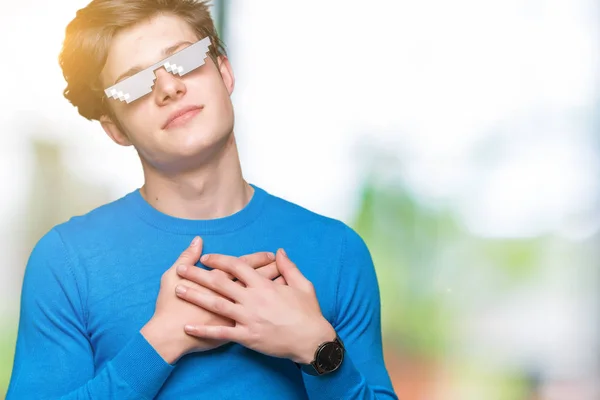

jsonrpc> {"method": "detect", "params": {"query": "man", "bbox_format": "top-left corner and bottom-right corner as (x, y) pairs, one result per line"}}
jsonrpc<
(7, 0), (398, 398)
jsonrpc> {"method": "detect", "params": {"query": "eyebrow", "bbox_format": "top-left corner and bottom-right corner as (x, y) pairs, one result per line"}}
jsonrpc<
(112, 41), (193, 85)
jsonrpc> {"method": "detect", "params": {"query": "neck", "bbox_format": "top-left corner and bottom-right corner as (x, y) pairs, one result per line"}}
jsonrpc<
(139, 132), (253, 220)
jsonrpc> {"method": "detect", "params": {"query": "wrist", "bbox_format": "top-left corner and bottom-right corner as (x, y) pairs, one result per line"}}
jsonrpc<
(140, 318), (183, 365)
(295, 319), (337, 364)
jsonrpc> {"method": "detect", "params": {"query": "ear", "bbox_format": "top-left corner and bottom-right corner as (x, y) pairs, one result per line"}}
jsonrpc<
(217, 55), (235, 95)
(99, 114), (133, 147)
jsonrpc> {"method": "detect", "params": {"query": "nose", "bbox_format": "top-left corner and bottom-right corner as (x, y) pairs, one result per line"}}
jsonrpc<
(153, 68), (186, 106)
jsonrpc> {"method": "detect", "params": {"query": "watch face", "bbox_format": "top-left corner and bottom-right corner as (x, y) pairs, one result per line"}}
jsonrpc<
(316, 342), (344, 373)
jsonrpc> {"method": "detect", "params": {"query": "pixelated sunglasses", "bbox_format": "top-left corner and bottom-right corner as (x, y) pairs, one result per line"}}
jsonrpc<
(104, 36), (212, 103)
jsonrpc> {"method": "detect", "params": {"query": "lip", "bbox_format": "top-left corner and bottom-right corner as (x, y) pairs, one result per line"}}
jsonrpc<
(162, 105), (204, 129)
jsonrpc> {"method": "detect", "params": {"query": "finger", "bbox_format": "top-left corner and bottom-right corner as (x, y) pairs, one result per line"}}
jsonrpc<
(201, 254), (267, 287)
(184, 324), (245, 343)
(176, 264), (245, 302)
(273, 276), (288, 286)
(275, 249), (310, 290)
(176, 285), (247, 323)
(210, 269), (235, 281)
(255, 262), (280, 281)
(174, 236), (203, 267)
(206, 254), (275, 282)
(238, 252), (275, 269)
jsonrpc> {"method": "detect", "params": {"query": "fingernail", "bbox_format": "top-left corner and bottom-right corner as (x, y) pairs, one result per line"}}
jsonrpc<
(191, 236), (200, 247)
(201, 254), (209, 262)
(177, 265), (187, 274)
(184, 324), (195, 332)
(280, 248), (287, 257)
(268, 252), (275, 260)
(175, 285), (187, 295)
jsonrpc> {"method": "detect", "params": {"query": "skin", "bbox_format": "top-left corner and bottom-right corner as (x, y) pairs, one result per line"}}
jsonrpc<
(99, 12), (251, 220)
(99, 13), (336, 365)
(145, 238), (286, 363)
(177, 248), (336, 364)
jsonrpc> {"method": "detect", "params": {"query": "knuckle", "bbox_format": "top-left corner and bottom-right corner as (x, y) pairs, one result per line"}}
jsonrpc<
(212, 276), (226, 291)
(247, 328), (261, 344)
(268, 265), (279, 277)
(212, 298), (225, 312)
(238, 255), (250, 264)
(215, 326), (226, 338)
(230, 263), (241, 276)
(255, 266), (268, 277)
(203, 273), (218, 288)
(261, 264), (275, 274)
(254, 253), (268, 264)
(160, 271), (172, 285)
(241, 252), (264, 267)
(214, 298), (233, 316)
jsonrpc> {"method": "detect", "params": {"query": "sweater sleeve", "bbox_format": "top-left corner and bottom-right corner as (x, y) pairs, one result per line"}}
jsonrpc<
(6, 229), (175, 400)
(301, 225), (399, 400)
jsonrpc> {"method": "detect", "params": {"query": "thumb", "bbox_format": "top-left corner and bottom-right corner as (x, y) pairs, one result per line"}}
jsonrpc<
(276, 248), (308, 289)
(176, 236), (203, 266)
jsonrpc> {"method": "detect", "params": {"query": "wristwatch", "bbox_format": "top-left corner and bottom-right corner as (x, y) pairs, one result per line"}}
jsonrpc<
(295, 335), (345, 376)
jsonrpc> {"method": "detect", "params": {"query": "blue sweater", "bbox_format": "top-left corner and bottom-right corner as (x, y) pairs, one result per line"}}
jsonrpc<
(7, 184), (398, 399)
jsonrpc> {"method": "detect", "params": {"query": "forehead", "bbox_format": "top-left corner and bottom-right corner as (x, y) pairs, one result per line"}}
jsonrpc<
(100, 14), (199, 87)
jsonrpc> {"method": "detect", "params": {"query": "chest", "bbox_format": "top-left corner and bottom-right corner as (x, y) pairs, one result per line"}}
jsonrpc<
(80, 235), (338, 367)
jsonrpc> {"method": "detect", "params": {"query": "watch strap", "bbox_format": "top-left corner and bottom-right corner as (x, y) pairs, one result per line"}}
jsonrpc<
(295, 335), (345, 376)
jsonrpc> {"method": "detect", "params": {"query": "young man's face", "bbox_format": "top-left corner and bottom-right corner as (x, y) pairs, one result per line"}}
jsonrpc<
(99, 13), (235, 171)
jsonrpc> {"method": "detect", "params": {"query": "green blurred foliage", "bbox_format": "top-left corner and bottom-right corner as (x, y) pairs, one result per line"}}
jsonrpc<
(350, 176), (547, 400)
(351, 180), (457, 358)
(479, 240), (545, 282)
(0, 325), (16, 397)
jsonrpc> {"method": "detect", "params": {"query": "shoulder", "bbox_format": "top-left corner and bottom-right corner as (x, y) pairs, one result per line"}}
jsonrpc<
(259, 185), (341, 228)
(53, 192), (132, 238)
(29, 191), (134, 264)
(260, 186), (369, 252)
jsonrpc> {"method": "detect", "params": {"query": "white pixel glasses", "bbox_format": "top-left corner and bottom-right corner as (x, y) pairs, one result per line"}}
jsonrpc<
(104, 36), (212, 103)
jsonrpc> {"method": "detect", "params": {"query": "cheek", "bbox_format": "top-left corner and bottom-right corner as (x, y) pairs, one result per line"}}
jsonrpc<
(126, 101), (158, 128)
(116, 102), (159, 143)
(208, 80), (233, 114)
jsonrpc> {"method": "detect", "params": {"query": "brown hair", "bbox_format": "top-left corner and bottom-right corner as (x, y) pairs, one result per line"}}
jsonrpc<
(59, 0), (226, 121)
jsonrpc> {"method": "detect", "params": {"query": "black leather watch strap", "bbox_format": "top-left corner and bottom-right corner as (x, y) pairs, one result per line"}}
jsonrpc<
(295, 335), (345, 376)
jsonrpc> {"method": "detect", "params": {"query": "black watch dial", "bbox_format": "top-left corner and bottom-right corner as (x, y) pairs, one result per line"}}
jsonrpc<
(315, 341), (344, 373)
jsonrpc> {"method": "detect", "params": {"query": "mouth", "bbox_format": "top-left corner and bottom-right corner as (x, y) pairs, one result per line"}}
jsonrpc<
(163, 105), (204, 130)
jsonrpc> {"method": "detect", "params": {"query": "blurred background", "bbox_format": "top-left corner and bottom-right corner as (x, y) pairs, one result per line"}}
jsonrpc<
(1, 0), (599, 399)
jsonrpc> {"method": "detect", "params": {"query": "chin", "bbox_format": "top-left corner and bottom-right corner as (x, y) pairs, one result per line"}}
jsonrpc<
(175, 126), (232, 158)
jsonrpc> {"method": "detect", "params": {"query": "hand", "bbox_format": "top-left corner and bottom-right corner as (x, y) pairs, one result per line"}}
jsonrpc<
(141, 237), (284, 364)
(216, 253), (288, 287)
(174, 248), (336, 364)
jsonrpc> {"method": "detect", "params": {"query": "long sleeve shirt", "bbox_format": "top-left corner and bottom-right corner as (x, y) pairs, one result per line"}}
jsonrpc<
(7, 184), (398, 399)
